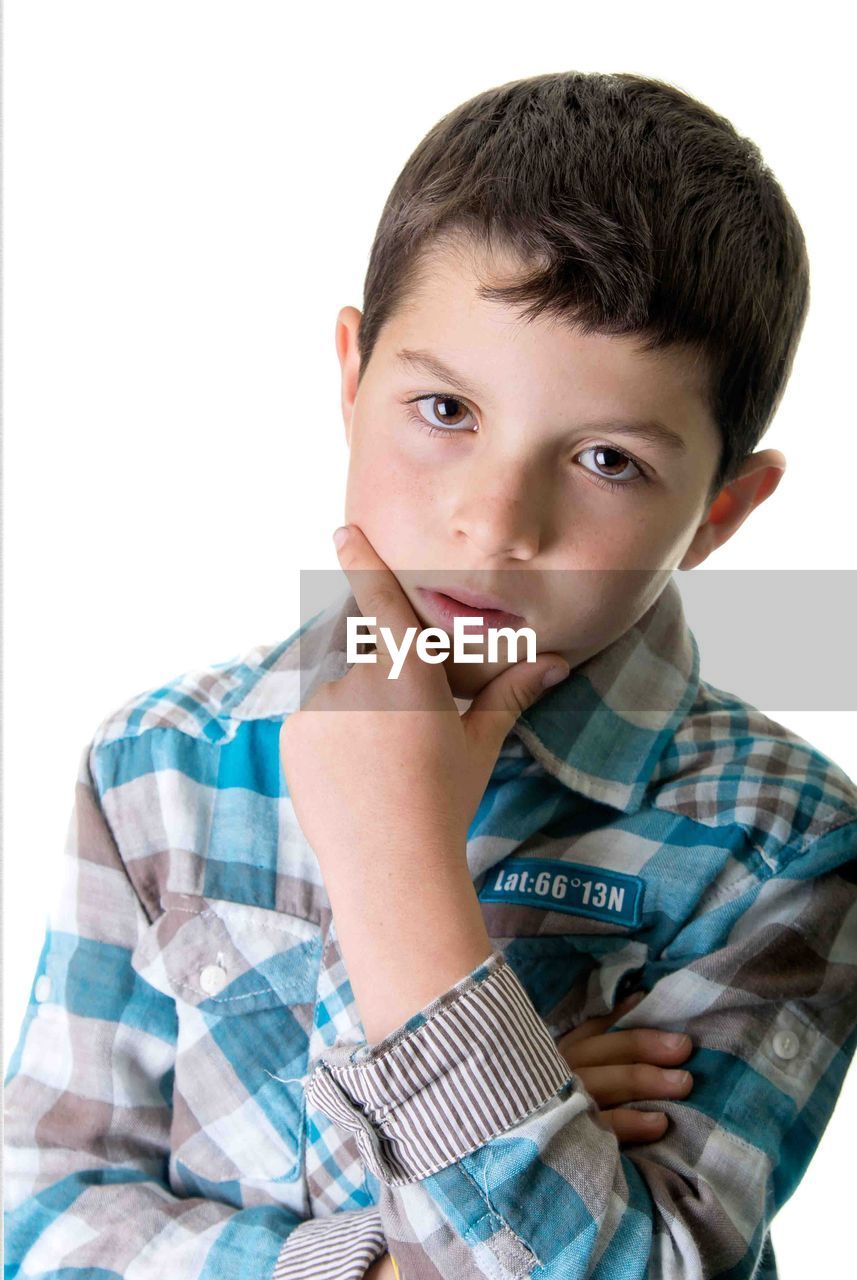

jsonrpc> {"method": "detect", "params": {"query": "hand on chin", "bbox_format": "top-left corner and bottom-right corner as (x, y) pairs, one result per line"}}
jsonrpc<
(443, 656), (511, 704)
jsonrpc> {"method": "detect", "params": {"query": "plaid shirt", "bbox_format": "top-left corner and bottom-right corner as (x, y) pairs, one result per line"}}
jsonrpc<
(5, 574), (857, 1280)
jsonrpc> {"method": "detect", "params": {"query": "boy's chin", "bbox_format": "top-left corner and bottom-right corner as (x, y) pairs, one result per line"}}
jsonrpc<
(443, 659), (510, 701)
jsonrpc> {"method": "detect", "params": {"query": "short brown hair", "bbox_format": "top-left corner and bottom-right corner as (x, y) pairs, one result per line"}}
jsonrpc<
(356, 71), (810, 500)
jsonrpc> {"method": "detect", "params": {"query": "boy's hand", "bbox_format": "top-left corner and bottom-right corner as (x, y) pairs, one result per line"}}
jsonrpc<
(556, 992), (694, 1144)
(279, 524), (570, 876)
(359, 997), (690, 1278)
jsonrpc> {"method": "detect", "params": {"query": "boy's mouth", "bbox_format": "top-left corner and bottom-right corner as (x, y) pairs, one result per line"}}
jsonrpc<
(416, 587), (527, 630)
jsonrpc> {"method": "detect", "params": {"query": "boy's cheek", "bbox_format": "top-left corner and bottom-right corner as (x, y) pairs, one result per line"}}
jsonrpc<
(345, 420), (445, 518)
(344, 461), (425, 560)
(343, 495), (431, 580)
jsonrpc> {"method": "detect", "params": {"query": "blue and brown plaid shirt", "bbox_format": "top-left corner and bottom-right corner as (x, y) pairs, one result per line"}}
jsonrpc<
(5, 574), (857, 1279)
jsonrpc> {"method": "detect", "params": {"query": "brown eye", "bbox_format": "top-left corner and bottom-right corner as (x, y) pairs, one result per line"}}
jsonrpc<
(405, 394), (477, 435)
(578, 445), (643, 485)
(595, 447), (627, 474)
(433, 396), (469, 426)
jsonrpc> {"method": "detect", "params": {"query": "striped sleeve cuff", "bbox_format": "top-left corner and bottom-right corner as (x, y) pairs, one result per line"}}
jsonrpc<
(272, 1207), (386, 1280)
(304, 949), (573, 1185)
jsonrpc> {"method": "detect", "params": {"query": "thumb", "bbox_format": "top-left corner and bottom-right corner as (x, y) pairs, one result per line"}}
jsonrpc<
(462, 653), (571, 752)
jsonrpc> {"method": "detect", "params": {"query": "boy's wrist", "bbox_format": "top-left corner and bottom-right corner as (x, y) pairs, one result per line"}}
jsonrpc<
(364, 1251), (398, 1279)
(321, 848), (493, 1046)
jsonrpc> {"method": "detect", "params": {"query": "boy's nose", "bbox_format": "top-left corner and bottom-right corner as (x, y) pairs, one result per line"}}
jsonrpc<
(452, 495), (543, 560)
(451, 468), (546, 559)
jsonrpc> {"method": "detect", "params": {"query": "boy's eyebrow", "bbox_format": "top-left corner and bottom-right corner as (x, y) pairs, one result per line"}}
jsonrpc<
(396, 348), (487, 396)
(395, 347), (688, 454)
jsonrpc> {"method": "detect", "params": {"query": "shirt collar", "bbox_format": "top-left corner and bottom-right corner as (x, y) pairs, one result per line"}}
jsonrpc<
(512, 574), (700, 814)
(227, 573), (699, 816)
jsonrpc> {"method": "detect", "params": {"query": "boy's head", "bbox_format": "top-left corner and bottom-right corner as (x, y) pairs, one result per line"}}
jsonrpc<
(334, 71), (809, 699)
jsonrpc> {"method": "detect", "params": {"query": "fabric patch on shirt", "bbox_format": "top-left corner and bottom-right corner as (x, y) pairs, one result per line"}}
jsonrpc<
(478, 856), (645, 928)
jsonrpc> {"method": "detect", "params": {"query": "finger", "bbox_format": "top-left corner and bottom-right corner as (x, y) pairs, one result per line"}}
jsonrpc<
(559, 1026), (692, 1069)
(573, 1061), (694, 1106)
(463, 651), (571, 758)
(557, 992), (647, 1046)
(597, 1107), (669, 1144)
(332, 525), (423, 677)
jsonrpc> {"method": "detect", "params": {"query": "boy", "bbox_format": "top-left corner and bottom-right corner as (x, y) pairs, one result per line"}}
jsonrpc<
(5, 69), (857, 1280)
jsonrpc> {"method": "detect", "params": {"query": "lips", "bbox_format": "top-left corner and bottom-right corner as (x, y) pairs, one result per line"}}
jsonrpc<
(416, 586), (527, 628)
(434, 585), (524, 616)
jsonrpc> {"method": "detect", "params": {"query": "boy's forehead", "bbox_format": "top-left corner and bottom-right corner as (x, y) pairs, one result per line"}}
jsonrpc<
(385, 241), (713, 424)
(403, 235), (536, 313)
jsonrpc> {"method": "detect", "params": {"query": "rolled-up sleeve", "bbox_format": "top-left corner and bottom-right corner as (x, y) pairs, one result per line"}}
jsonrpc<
(306, 820), (857, 1280)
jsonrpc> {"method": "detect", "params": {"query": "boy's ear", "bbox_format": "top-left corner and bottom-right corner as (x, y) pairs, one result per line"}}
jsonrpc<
(335, 306), (363, 448)
(678, 449), (787, 570)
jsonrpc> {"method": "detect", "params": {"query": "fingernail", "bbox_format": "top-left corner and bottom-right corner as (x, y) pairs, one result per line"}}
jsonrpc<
(542, 664), (570, 689)
(660, 1032), (689, 1048)
(643, 1111), (666, 1125)
(664, 1069), (690, 1084)
(333, 526), (350, 549)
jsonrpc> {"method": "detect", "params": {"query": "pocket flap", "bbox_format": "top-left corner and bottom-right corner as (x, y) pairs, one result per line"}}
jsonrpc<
(131, 891), (322, 1013)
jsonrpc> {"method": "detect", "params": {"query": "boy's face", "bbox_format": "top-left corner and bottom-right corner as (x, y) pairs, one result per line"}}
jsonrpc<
(336, 239), (785, 700)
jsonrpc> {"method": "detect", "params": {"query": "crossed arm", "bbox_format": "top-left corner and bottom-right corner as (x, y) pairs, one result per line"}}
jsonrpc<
(361, 992), (695, 1280)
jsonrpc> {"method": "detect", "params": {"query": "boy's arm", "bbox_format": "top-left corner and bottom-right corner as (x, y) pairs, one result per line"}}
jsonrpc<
(306, 818), (857, 1280)
(3, 738), (388, 1280)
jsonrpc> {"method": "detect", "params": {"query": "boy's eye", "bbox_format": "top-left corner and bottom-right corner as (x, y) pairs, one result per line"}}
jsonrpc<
(405, 393), (476, 433)
(402, 393), (647, 491)
(576, 445), (644, 485)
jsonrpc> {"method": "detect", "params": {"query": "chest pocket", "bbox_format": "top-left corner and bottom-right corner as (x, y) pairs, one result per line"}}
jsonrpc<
(131, 891), (322, 1190)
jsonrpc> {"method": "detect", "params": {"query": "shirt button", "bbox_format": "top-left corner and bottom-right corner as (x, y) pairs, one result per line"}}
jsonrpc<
(772, 1030), (800, 1060)
(199, 963), (228, 995)
(34, 975), (52, 1003)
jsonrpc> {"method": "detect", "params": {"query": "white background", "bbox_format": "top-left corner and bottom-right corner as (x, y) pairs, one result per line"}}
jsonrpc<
(3, 2), (855, 1274)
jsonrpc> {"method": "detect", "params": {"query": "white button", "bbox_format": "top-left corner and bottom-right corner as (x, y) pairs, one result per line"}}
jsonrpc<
(772, 1030), (800, 1060)
(34, 975), (52, 1003)
(199, 964), (228, 995)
